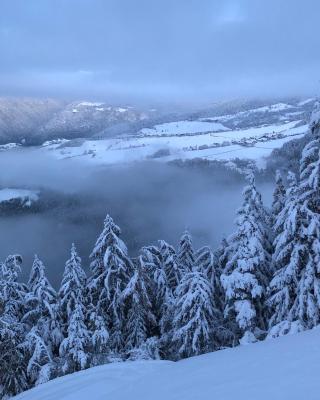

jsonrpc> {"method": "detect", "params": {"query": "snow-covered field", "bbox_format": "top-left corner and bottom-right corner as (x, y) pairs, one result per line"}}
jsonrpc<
(14, 328), (320, 400)
(41, 119), (308, 168)
(140, 120), (229, 135)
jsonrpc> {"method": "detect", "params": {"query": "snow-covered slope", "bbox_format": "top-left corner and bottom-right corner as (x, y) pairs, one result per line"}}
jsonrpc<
(0, 98), (150, 145)
(0, 98), (64, 144)
(41, 119), (308, 168)
(14, 328), (320, 400)
(39, 101), (149, 142)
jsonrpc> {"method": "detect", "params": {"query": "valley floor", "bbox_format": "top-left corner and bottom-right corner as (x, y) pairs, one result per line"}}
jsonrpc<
(14, 328), (320, 400)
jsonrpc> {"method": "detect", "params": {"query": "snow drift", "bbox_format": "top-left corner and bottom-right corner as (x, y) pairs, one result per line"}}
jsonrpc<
(14, 328), (320, 400)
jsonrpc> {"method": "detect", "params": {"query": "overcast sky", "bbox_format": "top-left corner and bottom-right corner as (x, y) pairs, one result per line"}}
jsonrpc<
(0, 0), (319, 104)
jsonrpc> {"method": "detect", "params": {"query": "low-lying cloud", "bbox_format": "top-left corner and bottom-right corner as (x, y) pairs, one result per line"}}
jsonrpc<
(0, 149), (258, 285)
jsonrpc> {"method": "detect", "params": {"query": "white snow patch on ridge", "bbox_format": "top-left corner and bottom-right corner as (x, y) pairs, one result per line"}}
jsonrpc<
(116, 107), (128, 113)
(254, 102), (294, 112)
(77, 102), (104, 107)
(140, 120), (229, 136)
(14, 328), (320, 400)
(0, 188), (39, 205)
(205, 103), (295, 122)
(0, 143), (20, 151)
(298, 98), (316, 106)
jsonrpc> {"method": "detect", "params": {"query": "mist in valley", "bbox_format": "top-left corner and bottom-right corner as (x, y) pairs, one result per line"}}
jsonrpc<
(0, 149), (273, 286)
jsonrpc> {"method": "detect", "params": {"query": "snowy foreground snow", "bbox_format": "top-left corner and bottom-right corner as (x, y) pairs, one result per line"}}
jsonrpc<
(14, 328), (320, 400)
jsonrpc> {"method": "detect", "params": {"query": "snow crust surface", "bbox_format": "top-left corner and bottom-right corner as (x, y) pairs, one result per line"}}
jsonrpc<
(14, 328), (320, 400)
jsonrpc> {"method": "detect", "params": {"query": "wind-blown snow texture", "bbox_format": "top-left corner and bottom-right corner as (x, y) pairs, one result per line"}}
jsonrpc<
(14, 328), (320, 400)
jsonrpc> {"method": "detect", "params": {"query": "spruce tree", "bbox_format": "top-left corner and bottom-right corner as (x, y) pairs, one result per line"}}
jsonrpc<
(172, 271), (217, 359)
(268, 106), (320, 334)
(59, 302), (89, 373)
(25, 255), (56, 322)
(309, 101), (320, 134)
(158, 240), (180, 291)
(89, 313), (109, 365)
(177, 230), (194, 274)
(195, 245), (222, 305)
(291, 104), (320, 329)
(271, 170), (286, 232)
(88, 214), (133, 352)
(141, 244), (175, 357)
(59, 244), (86, 334)
(0, 255), (25, 318)
(0, 255), (29, 398)
(221, 173), (271, 343)
(209, 240), (238, 346)
(24, 255), (62, 354)
(267, 172), (305, 332)
(195, 246), (227, 345)
(0, 317), (28, 398)
(141, 245), (172, 325)
(141, 244), (167, 312)
(123, 256), (156, 352)
(24, 328), (52, 386)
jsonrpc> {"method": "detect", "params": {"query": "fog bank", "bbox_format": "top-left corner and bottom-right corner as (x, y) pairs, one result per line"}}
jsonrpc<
(0, 149), (272, 285)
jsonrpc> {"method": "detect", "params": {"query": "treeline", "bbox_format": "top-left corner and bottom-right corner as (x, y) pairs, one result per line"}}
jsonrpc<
(1, 105), (320, 399)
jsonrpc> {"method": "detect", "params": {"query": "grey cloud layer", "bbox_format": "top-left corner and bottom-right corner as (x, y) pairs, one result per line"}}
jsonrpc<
(0, 0), (319, 102)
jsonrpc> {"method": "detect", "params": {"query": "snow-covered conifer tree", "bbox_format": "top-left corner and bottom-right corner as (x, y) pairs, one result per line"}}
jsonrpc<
(59, 302), (89, 373)
(267, 106), (320, 334)
(216, 237), (233, 273)
(195, 246), (228, 345)
(290, 103), (320, 329)
(88, 214), (133, 352)
(24, 328), (52, 386)
(89, 313), (109, 365)
(25, 255), (56, 322)
(123, 256), (156, 353)
(195, 245), (224, 314)
(24, 255), (63, 354)
(267, 172), (305, 332)
(141, 245), (166, 308)
(172, 271), (217, 359)
(0, 255), (25, 318)
(309, 101), (320, 134)
(141, 245), (172, 323)
(0, 316), (28, 398)
(59, 244), (86, 333)
(0, 255), (28, 398)
(177, 230), (194, 274)
(158, 240), (180, 291)
(141, 244), (175, 357)
(195, 246), (222, 300)
(221, 173), (271, 343)
(205, 240), (238, 346)
(271, 170), (286, 231)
